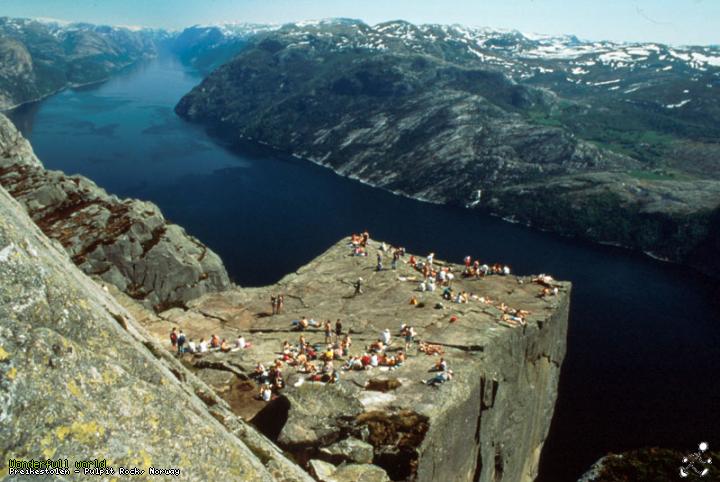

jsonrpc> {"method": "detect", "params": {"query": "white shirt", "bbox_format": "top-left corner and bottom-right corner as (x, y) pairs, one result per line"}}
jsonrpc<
(198, 341), (208, 353)
(236, 337), (246, 349)
(382, 330), (391, 344)
(187, 341), (196, 353)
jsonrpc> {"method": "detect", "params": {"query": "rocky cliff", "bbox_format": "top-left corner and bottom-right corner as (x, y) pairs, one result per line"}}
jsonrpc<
(175, 19), (720, 276)
(115, 239), (570, 481)
(0, 182), (313, 481)
(0, 114), (231, 311)
(0, 17), (164, 110)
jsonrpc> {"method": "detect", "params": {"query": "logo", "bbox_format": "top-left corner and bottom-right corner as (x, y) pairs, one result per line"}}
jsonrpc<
(680, 442), (712, 478)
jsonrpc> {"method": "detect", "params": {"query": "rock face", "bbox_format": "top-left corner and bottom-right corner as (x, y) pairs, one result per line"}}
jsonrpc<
(175, 19), (720, 276)
(578, 447), (719, 481)
(0, 184), (313, 481)
(122, 238), (570, 481)
(0, 114), (231, 311)
(0, 17), (164, 110)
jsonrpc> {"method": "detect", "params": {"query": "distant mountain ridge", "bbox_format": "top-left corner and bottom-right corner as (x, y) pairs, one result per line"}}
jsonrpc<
(175, 18), (720, 275)
(0, 16), (169, 109)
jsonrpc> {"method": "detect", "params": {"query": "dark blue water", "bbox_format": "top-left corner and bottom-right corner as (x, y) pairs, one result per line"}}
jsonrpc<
(8, 55), (720, 481)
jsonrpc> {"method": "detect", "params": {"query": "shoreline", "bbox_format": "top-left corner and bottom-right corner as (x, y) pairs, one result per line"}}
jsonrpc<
(1, 55), (157, 113)
(195, 127), (712, 279)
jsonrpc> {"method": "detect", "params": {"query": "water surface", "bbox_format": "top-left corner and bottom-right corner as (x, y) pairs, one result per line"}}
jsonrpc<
(8, 54), (720, 482)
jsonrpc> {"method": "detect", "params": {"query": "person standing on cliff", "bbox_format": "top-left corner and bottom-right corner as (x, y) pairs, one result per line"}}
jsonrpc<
(277, 294), (285, 314)
(354, 277), (363, 296)
(392, 249), (400, 270)
(270, 295), (277, 315)
(335, 319), (343, 341)
(324, 320), (333, 344)
(177, 330), (186, 355)
(170, 327), (178, 351)
(376, 251), (383, 271)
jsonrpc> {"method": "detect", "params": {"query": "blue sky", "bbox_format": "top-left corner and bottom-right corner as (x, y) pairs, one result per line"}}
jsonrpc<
(1, 0), (718, 45)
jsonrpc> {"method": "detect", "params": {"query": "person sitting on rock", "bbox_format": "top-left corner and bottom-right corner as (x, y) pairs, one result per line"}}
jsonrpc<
(419, 342), (444, 356)
(302, 361), (317, 374)
(198, 338), (208, 353)
(343, 356), (363, 371)
(443, 286), (453, 300)
(360, 354), (372, 369)
(369, 340), (385, 353)
(260, 384), (272, 402)
(253, 363), (269, 384)
(186, 338), (196, 354)
(298, 316), (310, 331)
(370, 353), (379, 368)
(322, 345), (335, 362)
(381, 328), (391, 345)
(396, 351), (406, 365)
(210, 334), (220, 349)
(235, 334), (247, 350)
(430, 357), (448, 372)
(408, 255), (417, 267)
(220, 338), (231, 353)
(425, 370), (453, 387)
(410, 295), (419, 305)
(361, 230), (370, 247)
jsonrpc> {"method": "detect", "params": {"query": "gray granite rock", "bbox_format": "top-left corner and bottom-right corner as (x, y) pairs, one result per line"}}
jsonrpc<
(0, 113), (232, 311)
(320, 438), (374, 464)
(0, 184), (312, 481)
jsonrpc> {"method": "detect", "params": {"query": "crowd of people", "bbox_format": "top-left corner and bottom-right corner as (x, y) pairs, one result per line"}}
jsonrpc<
(169, 327), (252, 355)
(167, 231), (562, 403)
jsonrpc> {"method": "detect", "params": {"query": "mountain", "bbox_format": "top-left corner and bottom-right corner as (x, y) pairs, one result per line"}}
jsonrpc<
(0, 17), (167, 109)
(171, 23), (278, 72)
(176, 19), (720, 275)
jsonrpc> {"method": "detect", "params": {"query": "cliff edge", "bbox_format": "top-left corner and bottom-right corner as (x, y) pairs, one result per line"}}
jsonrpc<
(0, 113), (231, 311)
(0, 183), (313, 481)
(118, 238), (570, 482)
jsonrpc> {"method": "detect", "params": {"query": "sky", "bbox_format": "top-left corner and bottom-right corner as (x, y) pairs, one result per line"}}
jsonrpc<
(1, 0), (718, 46)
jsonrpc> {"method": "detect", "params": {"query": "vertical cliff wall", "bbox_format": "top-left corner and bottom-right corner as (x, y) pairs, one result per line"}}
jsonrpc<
(415, 292), (568, 482)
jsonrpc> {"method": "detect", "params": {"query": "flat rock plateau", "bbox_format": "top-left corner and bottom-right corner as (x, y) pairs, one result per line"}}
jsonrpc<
(111, 238), (570, 482)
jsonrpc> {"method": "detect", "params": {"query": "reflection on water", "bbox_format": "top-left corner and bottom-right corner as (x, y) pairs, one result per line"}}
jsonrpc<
(7, 54), (720, 482)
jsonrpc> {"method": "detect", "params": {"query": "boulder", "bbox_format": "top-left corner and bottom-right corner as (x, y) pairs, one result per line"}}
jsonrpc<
(319, 438), (374, 464)
(308, 460), (390, 482)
